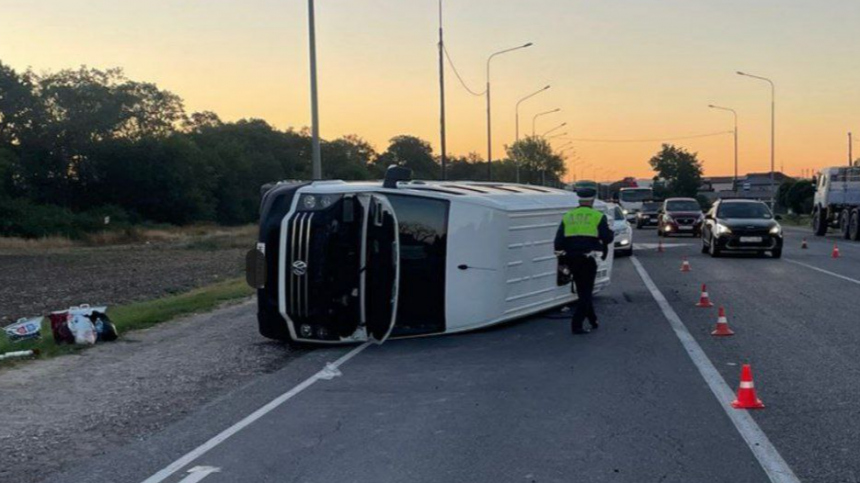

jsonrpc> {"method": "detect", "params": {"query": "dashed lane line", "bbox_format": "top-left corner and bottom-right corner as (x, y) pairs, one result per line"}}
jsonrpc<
(140, 342), (373, 483)
(631, 256), (800, 483)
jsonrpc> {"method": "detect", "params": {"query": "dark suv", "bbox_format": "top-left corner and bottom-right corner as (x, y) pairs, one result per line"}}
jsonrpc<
(658, 198), (703, 237)
(701, 199), (783, 258)
(635, 201), (662, 229)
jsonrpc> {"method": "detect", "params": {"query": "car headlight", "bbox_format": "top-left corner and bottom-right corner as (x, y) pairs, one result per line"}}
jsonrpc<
(715, 223), (732, 235)
(769, 225), (782, 236)
(664, 215), (674, 223)
(622, 209), (629, 215)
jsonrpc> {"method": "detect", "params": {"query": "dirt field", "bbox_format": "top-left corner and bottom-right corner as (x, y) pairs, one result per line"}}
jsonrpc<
(0, 226), (256, 325)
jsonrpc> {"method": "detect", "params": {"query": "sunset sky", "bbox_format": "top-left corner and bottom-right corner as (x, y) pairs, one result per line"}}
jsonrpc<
(3, 0), (860, 181)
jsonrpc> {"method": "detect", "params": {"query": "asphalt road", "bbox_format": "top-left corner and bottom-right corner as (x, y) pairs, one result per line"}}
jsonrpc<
(43, 224), (860, 483)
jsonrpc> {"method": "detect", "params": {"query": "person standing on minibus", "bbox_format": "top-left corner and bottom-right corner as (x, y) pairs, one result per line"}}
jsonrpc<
(554, 188), (614, 335)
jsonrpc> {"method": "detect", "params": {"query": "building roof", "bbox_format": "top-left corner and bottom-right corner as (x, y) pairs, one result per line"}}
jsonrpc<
(704, 176), (736, 183)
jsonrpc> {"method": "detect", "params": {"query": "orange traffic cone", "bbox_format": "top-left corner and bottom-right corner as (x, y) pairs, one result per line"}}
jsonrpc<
(711, 307), (734, 336)
(657, 239), (664, 253)
(801, 238), (808, 249)
(696, 284), (714, 308)
(832, 244), (840, 258)
(680, 257), (691, 272)
(731, 364), (765, 409)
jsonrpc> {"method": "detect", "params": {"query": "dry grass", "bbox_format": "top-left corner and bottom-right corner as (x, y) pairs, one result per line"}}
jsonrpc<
(0, 224), (257, 252)
(0, 236), (77, 250)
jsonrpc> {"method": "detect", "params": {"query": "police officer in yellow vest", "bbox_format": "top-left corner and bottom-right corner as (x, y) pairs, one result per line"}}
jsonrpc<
(554, 187), (614, 334)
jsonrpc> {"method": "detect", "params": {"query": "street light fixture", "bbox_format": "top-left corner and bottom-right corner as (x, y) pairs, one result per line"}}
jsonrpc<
(513, 84), (550, 183)
(708, 104), (739, 192)
(737, 71), (775, 207)
(542, 122), (567, 137)
(515, 85), (550, 143)
(533, 108), (561, 136)
(486, 42), (533, 180)
(546, 132), (568, 140)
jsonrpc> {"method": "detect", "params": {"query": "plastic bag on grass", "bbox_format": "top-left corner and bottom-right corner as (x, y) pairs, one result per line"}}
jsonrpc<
(68, 314), (96, 345)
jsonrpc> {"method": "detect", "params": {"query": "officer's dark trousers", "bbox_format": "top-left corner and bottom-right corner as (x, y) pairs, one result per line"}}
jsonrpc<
(567, 255), (598, 330)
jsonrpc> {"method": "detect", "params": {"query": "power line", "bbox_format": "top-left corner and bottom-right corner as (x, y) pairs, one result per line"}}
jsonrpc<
(443, 44), (485, 97)
(569, 130), (733, 143)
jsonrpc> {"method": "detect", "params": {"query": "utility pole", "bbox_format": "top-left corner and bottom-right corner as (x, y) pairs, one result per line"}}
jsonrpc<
(308, 0), (322, 179)
(850, 132), (853, 167)
(438, 0), (447, 179)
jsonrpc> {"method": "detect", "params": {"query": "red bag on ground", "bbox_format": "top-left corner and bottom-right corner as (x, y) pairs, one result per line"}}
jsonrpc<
(48, 311), (75, 344)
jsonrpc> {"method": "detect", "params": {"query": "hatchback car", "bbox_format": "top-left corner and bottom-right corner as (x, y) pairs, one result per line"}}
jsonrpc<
(610, 204), (633, 257)
(701, 199), (783, 258)
(635, 201), (662, 229)
(658, 198), (704, 237)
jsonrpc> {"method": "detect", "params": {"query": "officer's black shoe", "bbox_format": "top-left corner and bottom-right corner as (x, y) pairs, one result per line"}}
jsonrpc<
(571, 321), (591, 335)
(589, 319), (599, 330)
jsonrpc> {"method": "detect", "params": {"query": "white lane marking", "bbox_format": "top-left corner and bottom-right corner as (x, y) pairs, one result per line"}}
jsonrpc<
(784, 258), (860, 286)
(633, 242), (690, 250)
(177, 466), (220, 483)
(630, 256), (800, 483)
(140, 342), (372, 483)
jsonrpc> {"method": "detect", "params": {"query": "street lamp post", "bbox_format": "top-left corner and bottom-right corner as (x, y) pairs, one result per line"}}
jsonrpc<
(546, 132), (568, 140)
(308, 0), (322, 179)
(486, 42), (533, 180)
(737, 71), (775, 207)
(708, 104), (739, 192)
(532, 108), (560, 136)
(514, 85), (550, 183)
(542, 122), (567, 137)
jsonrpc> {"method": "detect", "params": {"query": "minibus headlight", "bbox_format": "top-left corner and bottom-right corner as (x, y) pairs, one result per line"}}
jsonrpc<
(299, 194), (343, 211)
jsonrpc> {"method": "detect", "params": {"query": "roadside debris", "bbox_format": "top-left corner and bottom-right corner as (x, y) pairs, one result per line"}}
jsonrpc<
(0, 348), (40, 361)
(3, 317), (43, 342)
(49, 305), (119, 345)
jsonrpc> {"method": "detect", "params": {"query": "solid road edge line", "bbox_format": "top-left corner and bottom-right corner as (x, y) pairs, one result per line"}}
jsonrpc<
(630, 256), (800, 483)
(140, 341), (373, 483)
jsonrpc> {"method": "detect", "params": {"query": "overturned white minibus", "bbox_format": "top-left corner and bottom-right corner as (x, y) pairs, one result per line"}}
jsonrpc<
(247, 169), (614, 345)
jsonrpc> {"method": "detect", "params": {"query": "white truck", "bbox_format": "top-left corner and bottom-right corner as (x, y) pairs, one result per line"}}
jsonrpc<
(617, 187), (654, 222)
(812, 166), (860, 239)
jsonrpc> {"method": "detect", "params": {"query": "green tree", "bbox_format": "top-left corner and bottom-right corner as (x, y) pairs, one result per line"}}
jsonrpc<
(648, 144), (703, 198)
(0, 62), (41, 147)
(188, 119), (305, 224)
(374, 135), (439, 179)
(322, 135), (375, 181)
(446, 152), (485, 181)
(91, 135), (216, 224)
(786, 179), (815, 214)
(506, 136), (566, 185)
(0, 148), (17, 199)
(776, 179), (796, 210)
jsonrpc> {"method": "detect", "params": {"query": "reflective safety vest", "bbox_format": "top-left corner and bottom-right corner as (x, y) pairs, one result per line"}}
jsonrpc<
(562, 207), (603, 238)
